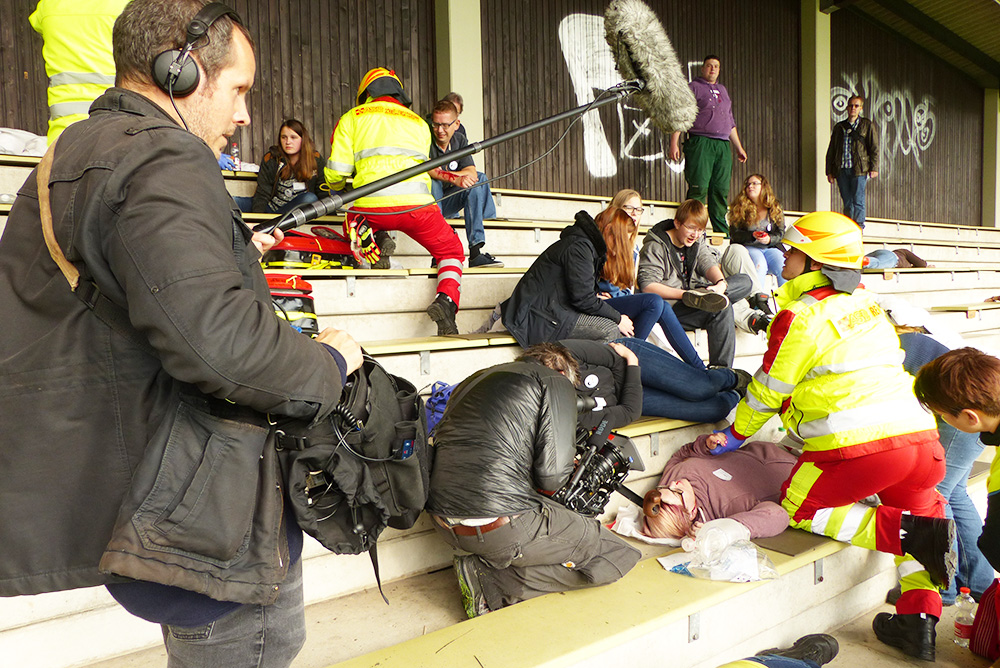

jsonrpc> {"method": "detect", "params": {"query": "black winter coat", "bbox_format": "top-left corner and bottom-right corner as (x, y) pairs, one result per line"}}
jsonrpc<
(251, 147), (326, 213)
(561, 340), (643, 432)
(427, 362), (579, 517)
(0, 89), (345, 604)
(500, 211), (621, 346)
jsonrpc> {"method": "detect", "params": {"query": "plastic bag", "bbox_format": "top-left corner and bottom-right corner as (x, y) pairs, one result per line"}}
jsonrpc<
(684, 518), (778, 582)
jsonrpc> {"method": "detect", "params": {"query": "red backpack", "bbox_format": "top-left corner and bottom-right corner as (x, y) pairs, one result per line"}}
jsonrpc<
(972, 578), (1000, 660)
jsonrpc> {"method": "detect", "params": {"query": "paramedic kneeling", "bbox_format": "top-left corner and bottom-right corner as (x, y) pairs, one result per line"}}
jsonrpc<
(711, 211), (954, 662)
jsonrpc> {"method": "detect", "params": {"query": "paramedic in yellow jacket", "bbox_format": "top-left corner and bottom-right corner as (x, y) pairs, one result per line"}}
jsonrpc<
(325, 68), (465, 335)
(30, 0), (129, 143)
(710, 211), (955, 662)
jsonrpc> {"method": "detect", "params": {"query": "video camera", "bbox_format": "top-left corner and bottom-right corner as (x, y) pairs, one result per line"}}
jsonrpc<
(551, 406), (645, 517)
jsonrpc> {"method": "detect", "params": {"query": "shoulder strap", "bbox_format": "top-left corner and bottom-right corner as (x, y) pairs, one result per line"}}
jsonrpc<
(37, 140), (156, 355)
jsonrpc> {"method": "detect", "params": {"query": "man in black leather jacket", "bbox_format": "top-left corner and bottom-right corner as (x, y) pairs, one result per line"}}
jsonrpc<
(0, 1), (361, 665)
(426, 354), (641, 617)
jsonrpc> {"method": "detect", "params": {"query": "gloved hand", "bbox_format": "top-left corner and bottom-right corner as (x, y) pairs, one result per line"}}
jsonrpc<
(218, 153), (237, 170)
(344, 216), (381, 265)
(709, 426), (746, 455)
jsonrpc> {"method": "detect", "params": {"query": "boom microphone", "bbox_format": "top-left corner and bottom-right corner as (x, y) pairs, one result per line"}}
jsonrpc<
(604, 0), (697, 135)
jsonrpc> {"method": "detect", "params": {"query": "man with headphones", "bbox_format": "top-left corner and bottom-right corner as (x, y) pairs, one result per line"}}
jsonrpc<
(0, 1), (361, 665)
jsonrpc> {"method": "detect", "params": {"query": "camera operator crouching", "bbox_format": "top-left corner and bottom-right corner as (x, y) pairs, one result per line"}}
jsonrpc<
(426, 343), (641, 617)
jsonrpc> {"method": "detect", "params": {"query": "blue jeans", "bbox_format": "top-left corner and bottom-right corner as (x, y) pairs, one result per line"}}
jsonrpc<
(865, 249), (898, 269)
(161, 558), (306, 668)
(432, 171), (496, 248)
(268, 190), (319, 214)
(745, 246), (786, 286)
(937, 420), (994, 601)
(606, 293), (705, 369)
(835, 168), (868, 228)
(616, 338), (740, 423)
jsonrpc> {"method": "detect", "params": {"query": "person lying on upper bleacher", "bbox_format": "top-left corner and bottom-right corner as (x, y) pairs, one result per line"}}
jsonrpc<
(641, 434), (795, 541)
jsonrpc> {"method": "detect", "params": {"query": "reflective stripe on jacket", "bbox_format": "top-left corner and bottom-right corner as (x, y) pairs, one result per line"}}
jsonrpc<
(325, 99), (434, 208)
(29, 0), (128, 143)
(733, 270), (936, 458)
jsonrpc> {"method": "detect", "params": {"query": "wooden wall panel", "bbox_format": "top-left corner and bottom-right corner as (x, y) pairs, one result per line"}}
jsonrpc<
(480, 0), (802, 209)
(0, 1), (48, 136)
(832, 10), (983, 224)
(0, 1), (437, 166)
(234, 0), (437, 165)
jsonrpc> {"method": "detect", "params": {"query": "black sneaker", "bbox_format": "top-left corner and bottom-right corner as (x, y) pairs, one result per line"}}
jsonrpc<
(371, 231), (394, 269)
(748, 310), (772, 334)
(454, 555), (490, 618)
(469, 251), (504, 268)
(873, 612), (937, 661)
(899, 515), (957, 588)
(427, 293), (459, 335)
(682, 288), (729, 313)
(756, 634), (839, 666)
(731, 368), (753, 397)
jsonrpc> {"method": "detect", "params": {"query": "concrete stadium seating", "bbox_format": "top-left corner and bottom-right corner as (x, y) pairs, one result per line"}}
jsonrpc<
(0, 157), (997, 667)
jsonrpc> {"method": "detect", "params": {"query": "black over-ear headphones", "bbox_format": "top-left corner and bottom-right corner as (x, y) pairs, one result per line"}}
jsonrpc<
(151, 3), (243, 97)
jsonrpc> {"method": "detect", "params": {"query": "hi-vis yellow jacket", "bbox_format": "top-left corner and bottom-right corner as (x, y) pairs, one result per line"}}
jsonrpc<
(733, 271), (936, 459)
(29, 0), (128, 143)
(324, 99), (434, 209)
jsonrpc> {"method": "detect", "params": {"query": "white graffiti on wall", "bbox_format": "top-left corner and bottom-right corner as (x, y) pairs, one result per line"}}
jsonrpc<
(558, 13), (686, 177)
(831, 72), (936, 178)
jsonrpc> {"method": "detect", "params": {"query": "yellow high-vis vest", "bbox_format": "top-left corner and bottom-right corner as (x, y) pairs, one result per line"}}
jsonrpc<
(30, 0), (128, 144)
(325, 99), (435, 209)
(734, 271), (936, 457)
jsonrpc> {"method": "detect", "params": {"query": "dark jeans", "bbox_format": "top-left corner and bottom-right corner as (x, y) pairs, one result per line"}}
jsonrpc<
(161, 558), (305, 668)
(616, 338), (740, 423)
(835, 168), (868, 228)
(606, 293), (704, 369)
(670, 273), (753, 368)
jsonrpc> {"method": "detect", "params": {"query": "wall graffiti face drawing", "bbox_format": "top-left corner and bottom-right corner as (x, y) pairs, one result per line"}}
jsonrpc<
(831, 72), (936, 179)
(558, 13), (687, 177)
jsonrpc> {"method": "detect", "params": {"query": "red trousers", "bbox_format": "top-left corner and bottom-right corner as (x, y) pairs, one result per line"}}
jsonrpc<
(347, 204), (465, 307)
(782, 435), (947, 616)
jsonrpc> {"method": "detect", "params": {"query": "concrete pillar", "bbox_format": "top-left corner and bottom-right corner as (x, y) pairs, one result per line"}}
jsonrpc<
(434, 0), (486, 170)
(800, 0), (832, 212)
(984, 89), (1000, 228)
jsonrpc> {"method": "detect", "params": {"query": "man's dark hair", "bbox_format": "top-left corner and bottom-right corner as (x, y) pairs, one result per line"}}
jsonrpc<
(113, 0), (253, 88)
(517, 343), (579, 386)
(913, 347), (1000, 418)
(444, 92), (463, 113)
(703, 54), (720, 65)
(432, 100), (459, 118)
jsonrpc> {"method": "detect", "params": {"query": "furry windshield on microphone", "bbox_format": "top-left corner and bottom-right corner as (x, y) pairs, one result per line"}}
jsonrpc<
(604, 0), (697, 135)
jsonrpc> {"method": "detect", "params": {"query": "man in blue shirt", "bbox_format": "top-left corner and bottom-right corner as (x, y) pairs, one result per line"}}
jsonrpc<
(428, 99), (503, 268)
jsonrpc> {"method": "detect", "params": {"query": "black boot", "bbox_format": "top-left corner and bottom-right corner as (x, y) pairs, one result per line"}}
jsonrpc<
(899, 514), (957, 587)
(372, 230), (394, 269)
(427, 293), (458, 335)
(873, 612), (937, 661)
(755, 633), (839, 666)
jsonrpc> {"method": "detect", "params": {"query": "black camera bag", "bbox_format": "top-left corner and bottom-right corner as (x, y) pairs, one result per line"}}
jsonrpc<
(274, 353), (430, 598)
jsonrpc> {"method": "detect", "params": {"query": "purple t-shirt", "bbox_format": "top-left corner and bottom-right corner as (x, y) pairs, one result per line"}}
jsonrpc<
(688, 77), (736, 140)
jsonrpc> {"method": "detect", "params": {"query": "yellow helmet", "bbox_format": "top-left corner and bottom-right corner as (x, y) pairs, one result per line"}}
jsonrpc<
(356, 67), (409, 106)
(782, 211), (863, 269)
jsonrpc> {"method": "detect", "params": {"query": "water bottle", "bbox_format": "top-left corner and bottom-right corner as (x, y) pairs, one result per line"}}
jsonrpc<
(689, 518), (750, 560)
(230, 139), (241, 171)
(954, 587), (976, 647)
